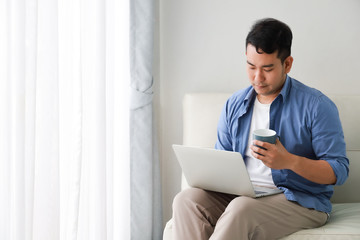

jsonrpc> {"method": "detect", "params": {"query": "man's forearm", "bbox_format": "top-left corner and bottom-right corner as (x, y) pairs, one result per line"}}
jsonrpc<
(289, 155), (337, 185)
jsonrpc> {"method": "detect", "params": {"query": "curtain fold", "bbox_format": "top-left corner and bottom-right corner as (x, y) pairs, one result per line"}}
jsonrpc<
(130, 0), (163, 239)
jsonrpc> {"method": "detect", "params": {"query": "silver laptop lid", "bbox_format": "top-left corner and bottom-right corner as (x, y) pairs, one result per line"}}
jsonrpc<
(173, 144), (256, 197)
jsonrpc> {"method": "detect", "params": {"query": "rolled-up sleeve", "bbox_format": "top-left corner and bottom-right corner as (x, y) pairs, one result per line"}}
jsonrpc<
(311, 96), (349, 185)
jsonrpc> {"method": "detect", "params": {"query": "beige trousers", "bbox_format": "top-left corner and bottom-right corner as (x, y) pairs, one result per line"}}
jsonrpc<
(172, 188), (328, 240)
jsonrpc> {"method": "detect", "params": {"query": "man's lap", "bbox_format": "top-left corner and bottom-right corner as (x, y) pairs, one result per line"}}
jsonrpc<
(173, 188), (328, 239)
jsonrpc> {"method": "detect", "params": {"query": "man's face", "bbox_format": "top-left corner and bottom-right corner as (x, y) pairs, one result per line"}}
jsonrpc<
(246, 44), (293, 103)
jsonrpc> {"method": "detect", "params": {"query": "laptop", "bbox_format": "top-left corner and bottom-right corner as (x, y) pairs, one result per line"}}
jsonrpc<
(172, 144), (284, 198)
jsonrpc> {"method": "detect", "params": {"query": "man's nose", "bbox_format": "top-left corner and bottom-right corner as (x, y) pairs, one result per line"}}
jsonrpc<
(254, 69), (265, 82)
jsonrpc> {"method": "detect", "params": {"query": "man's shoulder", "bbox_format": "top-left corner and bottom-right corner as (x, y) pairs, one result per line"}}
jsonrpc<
(288, 77), (335, 108)
(290, 78), (322, 97)
(289, 77), (329, 101)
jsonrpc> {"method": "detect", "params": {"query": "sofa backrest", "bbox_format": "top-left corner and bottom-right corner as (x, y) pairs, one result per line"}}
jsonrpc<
(182, 93), (360, 203)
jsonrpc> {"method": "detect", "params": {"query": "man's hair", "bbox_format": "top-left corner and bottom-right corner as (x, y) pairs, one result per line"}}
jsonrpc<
(246, 18), (293, 63)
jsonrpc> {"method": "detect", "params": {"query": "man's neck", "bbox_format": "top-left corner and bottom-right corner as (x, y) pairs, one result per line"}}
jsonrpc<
(256, 94), (278, 104)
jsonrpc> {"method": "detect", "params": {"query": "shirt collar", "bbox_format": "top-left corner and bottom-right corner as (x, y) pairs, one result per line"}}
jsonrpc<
(237, 87), (256, 118)
(278, 75), (291, 102)
(239, 75), (292, 117)
(245, 75), (292, 104)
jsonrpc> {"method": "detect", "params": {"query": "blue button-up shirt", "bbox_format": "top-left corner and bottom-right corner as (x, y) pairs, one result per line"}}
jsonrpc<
(215, 75), (349, 213)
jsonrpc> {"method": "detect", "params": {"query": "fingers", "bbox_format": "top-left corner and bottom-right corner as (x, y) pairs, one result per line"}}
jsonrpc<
(250, 142), (267, 157)
(251, 139), (289, 170)
(251, 148), (264, 159)
(252, 140), (271, 151)
(251, 140), (276, 158)
(250, 142), (272, 167)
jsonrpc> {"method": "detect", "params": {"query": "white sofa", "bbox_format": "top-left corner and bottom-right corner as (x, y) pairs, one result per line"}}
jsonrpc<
(163, 93), (360, 239)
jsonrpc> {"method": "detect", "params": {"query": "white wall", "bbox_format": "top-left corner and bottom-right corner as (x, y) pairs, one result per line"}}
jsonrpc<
(155, 0), (360, 226)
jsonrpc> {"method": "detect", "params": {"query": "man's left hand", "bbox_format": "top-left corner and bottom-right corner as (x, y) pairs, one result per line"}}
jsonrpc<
(250, 139), (292, 170)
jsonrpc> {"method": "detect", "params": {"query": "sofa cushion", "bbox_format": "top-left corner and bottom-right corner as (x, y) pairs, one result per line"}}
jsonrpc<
(280, 203), (360, 239)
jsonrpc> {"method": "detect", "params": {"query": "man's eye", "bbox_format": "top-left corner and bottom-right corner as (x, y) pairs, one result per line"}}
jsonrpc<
(264, 68), (273, 72)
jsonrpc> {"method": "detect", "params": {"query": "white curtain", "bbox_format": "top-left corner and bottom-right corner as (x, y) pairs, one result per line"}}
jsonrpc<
(0, 0), (160, 239)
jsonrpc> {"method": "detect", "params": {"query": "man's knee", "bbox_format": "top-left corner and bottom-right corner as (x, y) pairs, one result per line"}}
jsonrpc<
(172, 188), (208, 211)
(210, 197), (263, 239)
(226, 196), (257, 213)
(221, 196), (261, 223)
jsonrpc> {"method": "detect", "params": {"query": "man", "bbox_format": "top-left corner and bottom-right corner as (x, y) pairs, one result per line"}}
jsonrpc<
(172, 18), (349, 239)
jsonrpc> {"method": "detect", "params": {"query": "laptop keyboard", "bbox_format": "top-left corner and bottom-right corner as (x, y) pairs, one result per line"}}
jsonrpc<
(255, 190), (267, 194)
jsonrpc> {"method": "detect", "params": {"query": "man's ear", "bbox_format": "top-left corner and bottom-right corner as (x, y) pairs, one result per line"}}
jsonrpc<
(284, 56), (293, 74)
